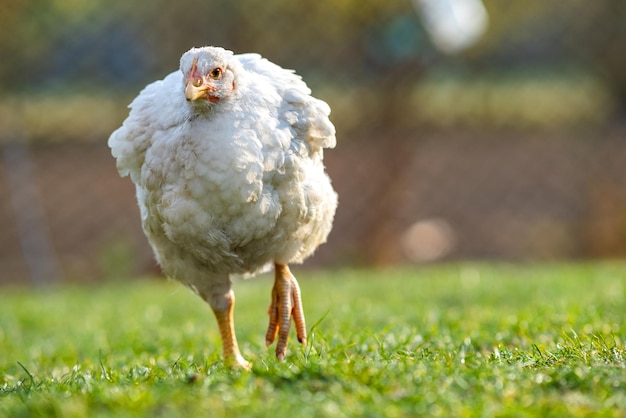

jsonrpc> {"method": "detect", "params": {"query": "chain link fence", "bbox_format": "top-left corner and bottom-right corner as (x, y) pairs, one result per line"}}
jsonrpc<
(2, 0), (626, 284)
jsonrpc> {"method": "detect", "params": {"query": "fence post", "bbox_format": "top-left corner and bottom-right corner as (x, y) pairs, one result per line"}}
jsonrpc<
(2, 137), (62, 286)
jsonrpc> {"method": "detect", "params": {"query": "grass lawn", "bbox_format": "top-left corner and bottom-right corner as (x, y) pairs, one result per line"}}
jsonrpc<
(1, 262), (625, 417)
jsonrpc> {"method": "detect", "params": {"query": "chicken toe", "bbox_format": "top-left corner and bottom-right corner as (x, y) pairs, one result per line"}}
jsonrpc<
(266, 263), (307, 361)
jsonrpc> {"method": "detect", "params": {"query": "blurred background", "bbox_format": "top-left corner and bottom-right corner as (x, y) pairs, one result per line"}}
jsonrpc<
(1, 0), (626, 285)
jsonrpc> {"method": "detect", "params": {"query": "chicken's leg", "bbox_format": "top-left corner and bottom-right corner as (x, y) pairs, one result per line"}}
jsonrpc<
(209, 289), (251, 370)
(265, 263), (307, 361)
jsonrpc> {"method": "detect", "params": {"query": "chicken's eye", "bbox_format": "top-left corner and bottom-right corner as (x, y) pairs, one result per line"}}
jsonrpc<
(192, 77), (203, 87)
(209, 68), (222, 80)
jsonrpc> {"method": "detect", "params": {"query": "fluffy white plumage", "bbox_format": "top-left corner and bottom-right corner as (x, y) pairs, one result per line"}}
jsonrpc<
(108, 46), (337, 367)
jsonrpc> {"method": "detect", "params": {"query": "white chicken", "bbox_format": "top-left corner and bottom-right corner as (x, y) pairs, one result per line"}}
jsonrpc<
(108, 46), (337, 368)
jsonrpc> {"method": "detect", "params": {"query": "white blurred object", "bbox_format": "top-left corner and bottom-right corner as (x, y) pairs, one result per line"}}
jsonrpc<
(413, 0), (489, 54)
(401, 218), (456, 263)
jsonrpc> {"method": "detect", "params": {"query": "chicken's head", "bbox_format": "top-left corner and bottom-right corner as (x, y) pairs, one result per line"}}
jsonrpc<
(180, 47), (240, 104)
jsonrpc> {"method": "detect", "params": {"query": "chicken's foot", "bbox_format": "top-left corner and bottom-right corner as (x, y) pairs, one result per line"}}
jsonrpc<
(265, 263), (307, 361)
(211, 290), (251, 370)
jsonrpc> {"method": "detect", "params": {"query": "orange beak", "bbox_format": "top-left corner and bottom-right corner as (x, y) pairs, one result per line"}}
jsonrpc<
(184, 57), (216, 101)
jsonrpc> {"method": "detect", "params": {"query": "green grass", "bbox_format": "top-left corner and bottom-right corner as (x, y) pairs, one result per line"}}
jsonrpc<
(1, 263), (625, 417)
